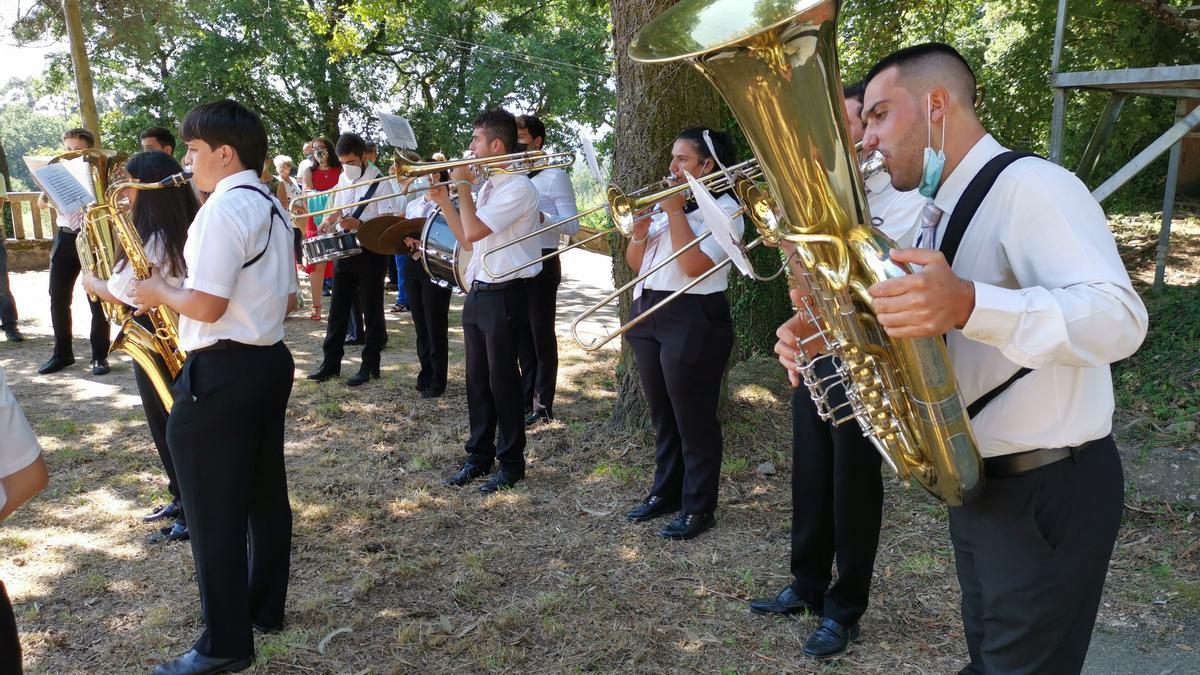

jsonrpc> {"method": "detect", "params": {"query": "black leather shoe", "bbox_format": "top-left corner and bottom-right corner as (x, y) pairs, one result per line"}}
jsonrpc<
(3, 328), (24, 342)
(37, 354), (75, 375)
(421, 387), (444, 399)
(444, 463), (489, 487)
(414, 383), (427, 393)
(346, 366), (380, 387)
(802, 617), (860, 659)
(307, 364), (340, 382)
(91, 359), (111, 376)
(479, 470), (523, 494)
(660, 512), (715, 540)
(524, 409), (552, 427)
(749, 585), (820, 616)
(149, 521), (189, 544)
(143, 501), (181, 523)
(152, 649), (252, 675)
(626, 495), (681, 522)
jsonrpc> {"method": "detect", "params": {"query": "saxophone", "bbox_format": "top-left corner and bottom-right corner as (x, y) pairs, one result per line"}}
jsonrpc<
(104, 173), (191, 410)
(631, 0), (984, 505)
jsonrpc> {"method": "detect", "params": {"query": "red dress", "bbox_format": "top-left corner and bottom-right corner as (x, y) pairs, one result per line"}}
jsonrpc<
(303, 166), (342, 276)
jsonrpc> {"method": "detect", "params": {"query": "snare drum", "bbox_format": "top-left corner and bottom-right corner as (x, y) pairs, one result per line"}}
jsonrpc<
(301, 231), (362, 266)
(420, 209), (471, 293)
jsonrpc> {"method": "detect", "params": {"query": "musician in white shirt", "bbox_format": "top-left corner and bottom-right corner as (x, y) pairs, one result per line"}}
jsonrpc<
(853, 43), (1145, 674)
(622, 127), (743, 542)
(402, 173), (453, 398)
(307, 133), (397, 386)
(129, 99), (298, 675)
(81, 150), (198, 544)
(37, 127), (113, 376)
(515, 114), (579, 426)
(431, 109), (540, 494)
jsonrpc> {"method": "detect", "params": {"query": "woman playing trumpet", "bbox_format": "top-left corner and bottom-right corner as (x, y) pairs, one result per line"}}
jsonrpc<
(624, 127), (743, 540)
(81, 150), (198, 543)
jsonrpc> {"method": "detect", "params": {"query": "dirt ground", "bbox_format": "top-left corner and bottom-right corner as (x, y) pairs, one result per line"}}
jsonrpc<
(0, 239), (1197, 674)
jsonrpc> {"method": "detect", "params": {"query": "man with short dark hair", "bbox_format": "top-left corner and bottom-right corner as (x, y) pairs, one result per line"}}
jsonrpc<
(515, 114), (578, 427)
(129, 98), (297, 675)
(307, 132), (396, 386)
(851, 42), (1144, 673)
(431, 108), (541, 494)
(140, 126), (176, 155)
(38, 127), (111, 375)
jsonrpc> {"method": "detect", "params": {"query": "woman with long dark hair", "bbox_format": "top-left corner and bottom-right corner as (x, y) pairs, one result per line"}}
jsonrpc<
(623, 127), (743, 541)
(83, 149), (198, 543)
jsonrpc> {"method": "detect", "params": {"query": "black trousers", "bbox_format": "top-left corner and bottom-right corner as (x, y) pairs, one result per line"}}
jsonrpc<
(0, 579), (20, 674)
(788, 360), (883, 626)
(627, 290), (733, 516)
(404, 262), (451, 393)
(323, 253), (386, 370)
(131, 350), (183, 520)
(518, 252), (561, 415)
(950, 435), (1123, 675)
(462, 283), (528, 473)
(0, 235), (18, 331)
(48, 228), (110, 360)
(166, 341), (294, 659)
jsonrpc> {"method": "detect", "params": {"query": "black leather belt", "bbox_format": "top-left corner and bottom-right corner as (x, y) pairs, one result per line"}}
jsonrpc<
(471, 279), (524, 292)
(983, 437), (1103, 478)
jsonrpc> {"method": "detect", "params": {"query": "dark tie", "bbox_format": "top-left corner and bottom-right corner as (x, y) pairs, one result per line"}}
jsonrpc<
(918, 199), (944, 250)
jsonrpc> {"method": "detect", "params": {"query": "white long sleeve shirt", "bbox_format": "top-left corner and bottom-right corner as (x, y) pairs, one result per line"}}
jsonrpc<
(927, 134), (1148, 457)
(530, 168), (579, 249)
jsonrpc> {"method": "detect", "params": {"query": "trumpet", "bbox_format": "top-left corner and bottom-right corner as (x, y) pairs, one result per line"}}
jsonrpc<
(482, 159), (760, 278)
(289, 149), (575, 225)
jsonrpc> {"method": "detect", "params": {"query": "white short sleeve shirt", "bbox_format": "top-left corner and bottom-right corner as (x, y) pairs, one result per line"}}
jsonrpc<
(467, 173), (542, 283)
(642, 192), (745, 294)
(530, 168), (580, 248)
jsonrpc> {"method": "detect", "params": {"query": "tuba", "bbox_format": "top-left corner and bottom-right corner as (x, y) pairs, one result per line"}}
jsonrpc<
(103, 174), (192, 410)
(50, 149), (128, 323)
(631, 0), (983, 505)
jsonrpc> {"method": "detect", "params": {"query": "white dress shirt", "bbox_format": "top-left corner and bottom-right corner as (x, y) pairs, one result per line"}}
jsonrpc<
(866, 171), (924, 248)
(327, 163), (397, 223)
(0, 365), (42, 511)
(642, 193), (745, 295)
(405, 194), (438, 221)
(178, 170), (298, 351)
(925, 134), (1148, 457)
(530, 168), (580, 249)
(108, 232), (185, 306)
(465, 173), (542, 284)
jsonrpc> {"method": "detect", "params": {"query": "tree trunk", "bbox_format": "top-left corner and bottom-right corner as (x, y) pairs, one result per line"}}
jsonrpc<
(607, 0), (723, 431)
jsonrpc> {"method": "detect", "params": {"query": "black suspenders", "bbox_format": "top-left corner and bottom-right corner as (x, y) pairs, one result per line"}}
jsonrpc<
(936, 151), (1039, 419)
(229, 184), (288, 269)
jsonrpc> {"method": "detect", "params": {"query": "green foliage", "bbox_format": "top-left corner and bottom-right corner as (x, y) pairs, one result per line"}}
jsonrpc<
(1113, 283), (1200, 424)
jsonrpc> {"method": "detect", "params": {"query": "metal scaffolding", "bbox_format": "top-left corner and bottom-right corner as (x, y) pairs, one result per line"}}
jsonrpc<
(1048, 0), (1200, 292)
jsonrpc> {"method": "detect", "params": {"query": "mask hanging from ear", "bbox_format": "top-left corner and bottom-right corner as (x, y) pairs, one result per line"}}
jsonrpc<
(917, 94), (947, 198)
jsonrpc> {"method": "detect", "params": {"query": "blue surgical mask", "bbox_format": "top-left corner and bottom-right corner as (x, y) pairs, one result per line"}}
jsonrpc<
(917, 94), (947, 198)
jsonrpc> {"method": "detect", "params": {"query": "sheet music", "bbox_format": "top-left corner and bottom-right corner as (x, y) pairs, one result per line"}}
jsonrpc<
(579, 131), (603, 182)
(686, 171), (753, 277)
(375, 111), (418, 150)
(31, 161), (95, 216)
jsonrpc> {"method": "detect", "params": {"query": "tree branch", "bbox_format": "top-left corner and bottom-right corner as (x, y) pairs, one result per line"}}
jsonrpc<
(1117, 0), (1200, 33)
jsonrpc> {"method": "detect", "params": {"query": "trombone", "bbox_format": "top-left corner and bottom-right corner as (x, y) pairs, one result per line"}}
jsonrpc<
(570, 170), (787, 352)
(482, 158), (761, 278)
(288, 149), (575, 225)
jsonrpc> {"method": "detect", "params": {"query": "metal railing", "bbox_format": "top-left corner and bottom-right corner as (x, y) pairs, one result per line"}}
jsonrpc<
(1, 192), (59, 241)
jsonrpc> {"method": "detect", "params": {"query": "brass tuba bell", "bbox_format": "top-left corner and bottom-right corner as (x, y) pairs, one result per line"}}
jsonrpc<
(631, 0), (984, 505)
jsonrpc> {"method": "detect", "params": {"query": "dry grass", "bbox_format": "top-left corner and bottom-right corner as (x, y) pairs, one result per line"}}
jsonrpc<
(0, 226), (1196, 673)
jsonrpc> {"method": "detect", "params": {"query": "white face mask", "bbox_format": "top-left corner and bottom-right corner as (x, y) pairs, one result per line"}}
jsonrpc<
(343, 164), (363, 182)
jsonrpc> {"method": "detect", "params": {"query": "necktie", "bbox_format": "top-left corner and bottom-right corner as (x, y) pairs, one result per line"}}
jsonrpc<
(465, 180), (492, 284)
(918, 199), (944, 250)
